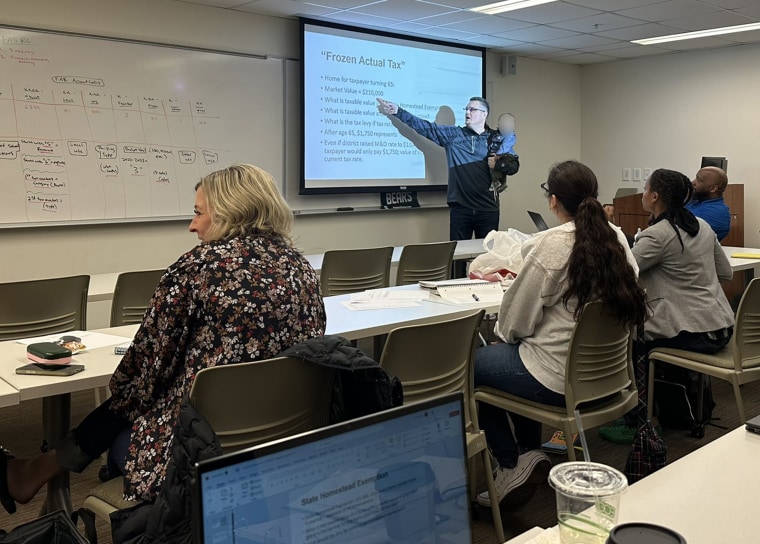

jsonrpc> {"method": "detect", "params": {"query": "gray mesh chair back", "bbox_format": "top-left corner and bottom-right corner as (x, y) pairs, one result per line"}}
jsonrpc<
(0, 275), (89, 341)
(188, 356), (335, 452)
(396, 241), (457, 285)
(733, 278), (760, 369)
(320, 247), (393, 296)
(110, 269), (164, 326)
(379, 310), (485, 420)
(564, 301), (634, 410)
(474, 301), (636, 462)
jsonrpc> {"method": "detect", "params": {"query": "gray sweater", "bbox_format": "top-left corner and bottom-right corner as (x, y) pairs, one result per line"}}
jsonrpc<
(633, 217), (734, 341)
(495, 221), (637, 394)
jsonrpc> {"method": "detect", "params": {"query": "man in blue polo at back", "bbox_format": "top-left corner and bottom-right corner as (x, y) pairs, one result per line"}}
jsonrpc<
(688, 166), (731, 241)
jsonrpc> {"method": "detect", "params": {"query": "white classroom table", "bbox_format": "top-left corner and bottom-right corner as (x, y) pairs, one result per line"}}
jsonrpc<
(0, 324), (138, 514)
(324, 286), (500, 340)
(509, 426), (760, 544)
(0, 378), (19, 409)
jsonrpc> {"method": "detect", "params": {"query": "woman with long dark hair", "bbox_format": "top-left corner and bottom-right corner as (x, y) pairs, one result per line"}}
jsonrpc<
(475, 160), (648, 507)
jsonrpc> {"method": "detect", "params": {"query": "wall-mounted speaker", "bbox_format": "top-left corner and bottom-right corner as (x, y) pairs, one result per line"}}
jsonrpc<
(500, 55), (517, 76)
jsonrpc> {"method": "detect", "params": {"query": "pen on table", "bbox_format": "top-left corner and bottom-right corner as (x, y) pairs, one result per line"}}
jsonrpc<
(472, 293), (480, 302)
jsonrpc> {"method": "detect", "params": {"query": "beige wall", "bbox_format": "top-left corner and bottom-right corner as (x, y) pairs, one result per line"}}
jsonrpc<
(581, 43), (760, 246)
(0, 0), (581, 282)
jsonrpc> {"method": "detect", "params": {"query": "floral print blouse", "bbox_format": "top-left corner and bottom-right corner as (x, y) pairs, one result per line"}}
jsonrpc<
(108, 233), (325, 501)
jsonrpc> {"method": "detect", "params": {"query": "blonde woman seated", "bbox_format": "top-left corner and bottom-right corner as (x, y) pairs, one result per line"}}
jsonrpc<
(2, 164), (325, 512)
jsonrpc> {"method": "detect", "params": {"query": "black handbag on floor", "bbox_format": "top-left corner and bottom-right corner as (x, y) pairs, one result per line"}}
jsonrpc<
(0, 510), (90, 544)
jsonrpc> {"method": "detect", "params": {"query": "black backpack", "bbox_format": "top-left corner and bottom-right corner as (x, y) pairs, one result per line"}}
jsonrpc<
(653, 362), (715, 435)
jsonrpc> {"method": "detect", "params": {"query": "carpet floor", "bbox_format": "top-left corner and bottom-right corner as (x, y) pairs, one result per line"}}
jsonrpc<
(1, 377), (758, 543)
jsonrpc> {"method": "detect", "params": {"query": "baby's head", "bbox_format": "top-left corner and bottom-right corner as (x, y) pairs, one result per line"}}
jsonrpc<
(498, 113), (515, 135)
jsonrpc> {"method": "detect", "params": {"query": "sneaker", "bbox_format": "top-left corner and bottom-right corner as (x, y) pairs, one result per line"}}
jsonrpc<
(599, 422), (663, 444)
(478, 450), (551, 507)
(598, 423), (637, 444)
(541, 430), (582, 455)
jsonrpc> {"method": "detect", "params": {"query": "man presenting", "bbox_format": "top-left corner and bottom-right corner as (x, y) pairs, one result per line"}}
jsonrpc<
(377, 97), (497, 240)
(688, 166), (731, 241)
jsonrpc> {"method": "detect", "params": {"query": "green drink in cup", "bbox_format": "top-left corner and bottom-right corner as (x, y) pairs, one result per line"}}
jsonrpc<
(549, 462), (628, 544)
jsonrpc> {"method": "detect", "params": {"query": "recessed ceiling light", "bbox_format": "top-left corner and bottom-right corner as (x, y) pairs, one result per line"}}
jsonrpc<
(470, 0), (558, 16)
(632, 22), (760, 45)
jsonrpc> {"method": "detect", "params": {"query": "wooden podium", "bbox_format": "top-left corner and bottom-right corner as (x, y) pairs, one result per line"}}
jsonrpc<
(613, 184), (745, 300)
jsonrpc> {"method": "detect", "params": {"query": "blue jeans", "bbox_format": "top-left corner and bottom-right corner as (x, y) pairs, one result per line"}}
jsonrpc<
(449, 204), (499, 241)
(475, 342), (565, 468)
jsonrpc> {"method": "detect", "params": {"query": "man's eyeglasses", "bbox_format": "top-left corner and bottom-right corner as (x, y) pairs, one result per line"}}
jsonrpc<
(540, 182), (550, 194)
(463, 107), (486, 113)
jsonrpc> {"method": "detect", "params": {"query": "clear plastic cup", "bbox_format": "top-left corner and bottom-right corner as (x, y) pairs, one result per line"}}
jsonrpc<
(549, 462), (628, 544)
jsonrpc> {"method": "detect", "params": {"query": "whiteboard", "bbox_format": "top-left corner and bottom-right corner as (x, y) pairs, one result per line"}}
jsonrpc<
(0, 26), (283, 227)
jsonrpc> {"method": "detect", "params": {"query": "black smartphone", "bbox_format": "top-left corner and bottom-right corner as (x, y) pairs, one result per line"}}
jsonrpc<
(16, 363), (85, 377)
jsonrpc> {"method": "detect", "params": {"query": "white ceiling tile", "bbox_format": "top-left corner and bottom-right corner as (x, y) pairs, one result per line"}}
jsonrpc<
(665, 10), (757, 30)
(550, 13), (647, 33)
(550, 51), (616, 63)
(350, 0), (455, 19)
(418, 25), (482, 39)
(533, 48), (584, 59)
(470, 35), (529, 48)
(494, 24), (581, 41)
(176, 0), (254, 7)
(712, 28), (760, 42)
(499, 2), (603, 25)
(599, 44), (676, 57)
(320, 10), (404, 27)
(448, 15), (535, 34)
(539, 33), (619, 48)
(596, 22), (684, 40)
(170, 0), (760, 64)
(576, 40), (631, 52)
(414, 10), (485, 25)
(421, 0), (492, 8)
(501, 43), (568, 54)
(735, 5), (760, 18)
(564, 0), (665, 9)
(301, 0), (385, 9)
(231, 0), (337, 15)
(441, 15), (536, 33)
(654, 35), (736, 49)
(700, 0), (760, 8)
(387, 20), (434, 31)
(619, 0), (722, 23)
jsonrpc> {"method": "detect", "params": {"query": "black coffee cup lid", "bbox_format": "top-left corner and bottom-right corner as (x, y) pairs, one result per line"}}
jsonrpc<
(607, 523), (686, 544)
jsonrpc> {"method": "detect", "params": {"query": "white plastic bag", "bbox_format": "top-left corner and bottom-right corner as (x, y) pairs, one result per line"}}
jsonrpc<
(468, 228), (531, 279)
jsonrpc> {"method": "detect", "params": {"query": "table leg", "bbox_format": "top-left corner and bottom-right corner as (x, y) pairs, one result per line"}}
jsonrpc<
(40, 393), (72, 516)
(745, 267), (754, 286)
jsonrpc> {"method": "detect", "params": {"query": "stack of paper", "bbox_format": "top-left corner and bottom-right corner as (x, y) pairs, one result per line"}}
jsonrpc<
(341, 290), (430, 311)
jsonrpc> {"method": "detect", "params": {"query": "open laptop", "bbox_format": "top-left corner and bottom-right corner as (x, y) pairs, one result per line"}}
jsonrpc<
(528, 210), (550, 232)
(745, 414), (760, 434)
(193, 393), (472, 543)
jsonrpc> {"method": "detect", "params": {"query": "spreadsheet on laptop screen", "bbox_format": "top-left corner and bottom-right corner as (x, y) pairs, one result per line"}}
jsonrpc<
(196, 396), (471, 543)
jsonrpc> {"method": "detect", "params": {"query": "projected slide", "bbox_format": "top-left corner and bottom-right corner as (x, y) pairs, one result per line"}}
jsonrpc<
(301, 20), (484, 194)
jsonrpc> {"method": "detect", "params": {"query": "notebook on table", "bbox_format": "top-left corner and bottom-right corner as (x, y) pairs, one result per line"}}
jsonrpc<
(418, 279), (503, 304)
(193, 393), (473, 544)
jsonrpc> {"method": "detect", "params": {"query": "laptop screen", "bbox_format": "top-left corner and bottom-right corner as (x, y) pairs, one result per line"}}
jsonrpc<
(194, 393), (472, 544)
(528, 210), (549, 232)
